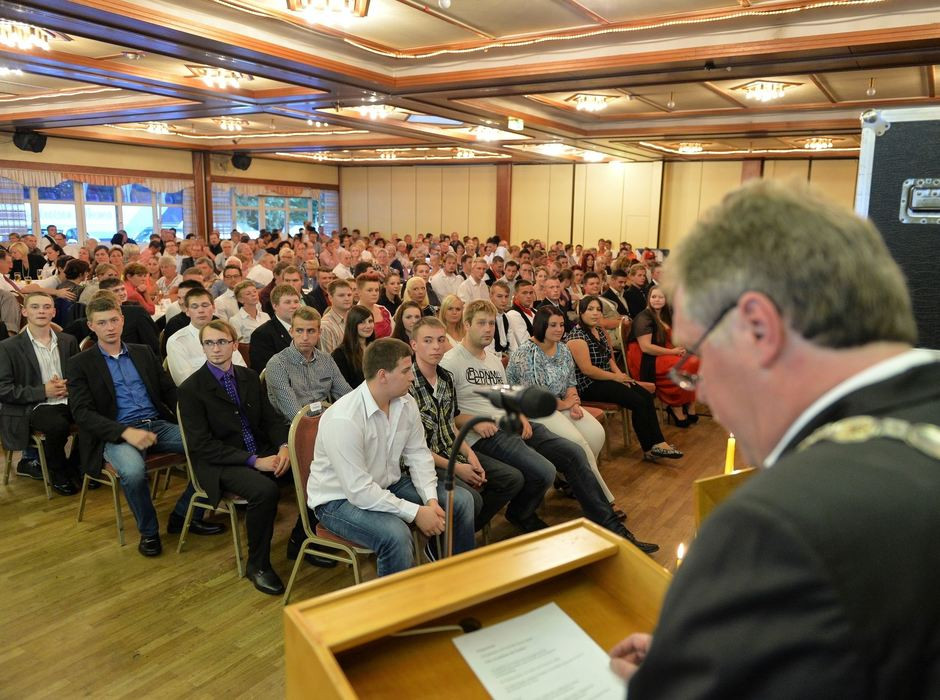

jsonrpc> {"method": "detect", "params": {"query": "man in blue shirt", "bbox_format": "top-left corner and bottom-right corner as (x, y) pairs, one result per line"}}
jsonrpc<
(67, 294), (224, 557)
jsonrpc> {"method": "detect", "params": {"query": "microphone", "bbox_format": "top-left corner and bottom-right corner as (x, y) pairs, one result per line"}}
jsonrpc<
(474, 385), (556, 419)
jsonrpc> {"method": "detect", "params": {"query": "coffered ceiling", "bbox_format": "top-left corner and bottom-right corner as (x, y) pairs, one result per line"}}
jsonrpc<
(0, 0), (938, 164)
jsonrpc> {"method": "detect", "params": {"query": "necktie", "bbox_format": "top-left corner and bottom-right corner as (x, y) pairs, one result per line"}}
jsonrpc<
(220, 372), (257, 456)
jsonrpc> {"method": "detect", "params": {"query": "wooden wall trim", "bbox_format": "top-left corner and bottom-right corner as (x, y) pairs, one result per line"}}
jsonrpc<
(209, 175), (339, 190)
(0, 159), (193, 180)
(495, 164), (511, 240)
(192, 151), (211, 239)
(741, 160), (762, 182)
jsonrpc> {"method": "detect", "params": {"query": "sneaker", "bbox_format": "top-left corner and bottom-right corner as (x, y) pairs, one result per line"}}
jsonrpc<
(16, 459), (43, 480)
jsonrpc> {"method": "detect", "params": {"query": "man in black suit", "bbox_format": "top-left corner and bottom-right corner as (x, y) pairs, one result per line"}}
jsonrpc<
(306, 267), (334, 315)
(248, 284), (299, 372)
(98, 278), (160, 354)
(0, 291), (81, 494)
(67, 295), (224, 557)
(178, 319), (290, 595)
(612, 181), (940, 699)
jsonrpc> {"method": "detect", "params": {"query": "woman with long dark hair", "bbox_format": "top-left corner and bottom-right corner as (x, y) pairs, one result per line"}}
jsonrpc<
(356, 272), (392, 339)
(627, 287), (699, 426)
(391, 300), (422, 346)
(566, 295), (681, 462)
(331, 304), (375, 387)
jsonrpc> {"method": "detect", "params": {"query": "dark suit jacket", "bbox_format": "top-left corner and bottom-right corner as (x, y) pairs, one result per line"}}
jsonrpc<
(63, 303), (160, 356)
(0, 330), (79, 450)
(248, 317), (291, 372)
(307, 286), (330, 315)
(177, 364), (287, 505)
(601, 288), (630, 316)
(66, 343), (177, 477)
(630, 360), (940, 700)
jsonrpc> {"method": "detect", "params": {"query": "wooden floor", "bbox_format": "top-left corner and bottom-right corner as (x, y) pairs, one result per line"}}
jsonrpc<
(0, 413), (737, 699)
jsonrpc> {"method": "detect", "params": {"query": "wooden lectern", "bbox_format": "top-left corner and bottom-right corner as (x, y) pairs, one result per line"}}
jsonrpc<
(284, 519), (671, 699)
(693, 468), (757, 529)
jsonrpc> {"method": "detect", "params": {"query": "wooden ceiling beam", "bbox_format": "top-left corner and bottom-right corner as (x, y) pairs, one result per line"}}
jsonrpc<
(809, 74), (838, 103)
(558, 0), (610, 25)
(701, 81), (749, 108)
(391, 0), (496, 39)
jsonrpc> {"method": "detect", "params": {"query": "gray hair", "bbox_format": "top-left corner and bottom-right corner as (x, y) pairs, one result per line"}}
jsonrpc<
(664, 179), (916, 348)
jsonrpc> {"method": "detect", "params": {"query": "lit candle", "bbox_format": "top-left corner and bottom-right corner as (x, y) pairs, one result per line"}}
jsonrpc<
(676, 542), (686, 570)
(724, 433), (736, 474)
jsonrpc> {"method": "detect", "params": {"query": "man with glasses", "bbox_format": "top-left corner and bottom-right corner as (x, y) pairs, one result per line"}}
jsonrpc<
(166, 288), (246, 385)
(611, 181), (940, 698)
(177, 319), (289, 595)
(213, 264), (244, 321)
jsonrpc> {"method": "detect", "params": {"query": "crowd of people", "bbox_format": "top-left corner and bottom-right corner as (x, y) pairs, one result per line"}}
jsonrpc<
(0, 223), (696, 596)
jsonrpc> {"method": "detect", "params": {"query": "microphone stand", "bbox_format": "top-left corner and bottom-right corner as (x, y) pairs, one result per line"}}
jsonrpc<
(443, 412), (523, 558)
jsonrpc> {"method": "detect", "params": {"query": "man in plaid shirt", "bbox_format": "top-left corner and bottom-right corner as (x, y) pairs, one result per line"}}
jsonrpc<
(408, 316), (522, 533)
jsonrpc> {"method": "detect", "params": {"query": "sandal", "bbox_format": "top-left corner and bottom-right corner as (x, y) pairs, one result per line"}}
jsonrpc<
(648, 445), (684, 459)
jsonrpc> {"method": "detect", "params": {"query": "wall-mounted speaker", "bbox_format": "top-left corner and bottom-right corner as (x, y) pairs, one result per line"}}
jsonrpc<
(13, 129), (47, 153)
(231, 152), (252, 171)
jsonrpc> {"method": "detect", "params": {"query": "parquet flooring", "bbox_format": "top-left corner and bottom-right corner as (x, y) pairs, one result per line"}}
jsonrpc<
(0, 413), (738, 699)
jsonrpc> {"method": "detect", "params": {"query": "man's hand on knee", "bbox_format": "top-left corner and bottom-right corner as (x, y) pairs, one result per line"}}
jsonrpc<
(415, 500), (445, 536)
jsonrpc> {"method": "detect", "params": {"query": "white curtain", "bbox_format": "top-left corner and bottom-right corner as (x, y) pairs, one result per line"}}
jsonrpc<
(0, 167), (192, 193)
(0, 176), (27, 235)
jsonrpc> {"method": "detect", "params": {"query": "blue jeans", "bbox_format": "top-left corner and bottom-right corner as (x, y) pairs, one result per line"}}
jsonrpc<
(103, 419), (196, 538)
(315, 474), (475, 577)
(475, 423), (631, 538)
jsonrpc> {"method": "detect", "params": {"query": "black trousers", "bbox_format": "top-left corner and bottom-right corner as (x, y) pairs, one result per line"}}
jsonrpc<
(581, 380), (666, 452)
(436, 451), (524, 532)
(29, 404), (79, 483)
(217, 466), (280, 572)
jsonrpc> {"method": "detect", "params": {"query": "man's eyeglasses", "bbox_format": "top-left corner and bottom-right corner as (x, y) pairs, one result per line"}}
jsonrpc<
(202, 339), (234, 348)
(668, 300), (738, 391)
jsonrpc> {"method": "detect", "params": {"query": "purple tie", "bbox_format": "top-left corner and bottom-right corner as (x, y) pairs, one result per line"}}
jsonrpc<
(220, 372), (257, 456)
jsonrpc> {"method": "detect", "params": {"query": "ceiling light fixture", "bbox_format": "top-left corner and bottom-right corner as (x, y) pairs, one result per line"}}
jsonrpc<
(121, 51), (145, 60)
(666, 92), (676, 110)
(539, 143), (568, 157)
(356, 103), (395, 120)
(286, 0), (368, 23)
(473, 125), (502, 142)
(677, 142), (704, 154)
(739, 80), (792, 103)
(187, 65), (253, 90)
(866, 78), (877, 97)
(641, 141), (859, 156)
(455, 148), (475, 158)
(216, 117), (249, 132)
(145, 122), (172, 135)
(571, 93), (615, 112)
(507, 117), (524, 131)
(379, 150), (397, 160)
(0, 67), (23, 77)
(804, 137), (834, 151)
(581, 150), (605, 162)
(0, 21), (55, 52)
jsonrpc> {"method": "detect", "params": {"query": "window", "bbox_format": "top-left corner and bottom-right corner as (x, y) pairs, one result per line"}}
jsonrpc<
(213, 186), (324, 238)
(21, 180), (191, 243)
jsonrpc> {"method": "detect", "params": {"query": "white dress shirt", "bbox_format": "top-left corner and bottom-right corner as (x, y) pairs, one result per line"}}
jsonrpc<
(27, 327), (67, 407)
(506, 307), (535, 350)
(456, 275), (490, 304)
(214, 289), (238, 321)
(166, 323), (246, 385)
(246, 264), (273, 287)
(332, 263), (353, 280)
(230, 307), (270, 343)
(430, 270), (462, 301)
(307, 381), (438, 520)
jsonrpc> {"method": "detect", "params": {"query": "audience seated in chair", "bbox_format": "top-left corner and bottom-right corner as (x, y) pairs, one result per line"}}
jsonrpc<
(249, 284), (299, 373)
(331, 304), (375, 387)
(317, 278), (353, 355)
(308, 337), (476, 576)
(439, 299), (658, 553)
(0, 291), (82, 494)
(67, 294), (224, 558)
(178, 319), (299, 595)
(167, 287), (246, 386)
(228, 280), (269, 344)
(409, 316), (523, 533)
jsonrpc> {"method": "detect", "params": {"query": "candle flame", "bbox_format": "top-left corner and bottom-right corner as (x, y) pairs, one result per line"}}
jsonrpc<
(677, 543), (686, 560)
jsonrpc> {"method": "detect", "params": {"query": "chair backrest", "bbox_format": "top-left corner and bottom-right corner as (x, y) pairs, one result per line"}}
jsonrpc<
(288, 407), (321, 539)
(237, 342), (250, 366)
(176, 404), (206, 494)
(79, 335), (95, 351)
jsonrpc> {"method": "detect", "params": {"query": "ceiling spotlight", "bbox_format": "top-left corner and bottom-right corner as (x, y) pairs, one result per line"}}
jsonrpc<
(438, 0), (451, 8)
(804, 137), (834, 151)
(666, 92), (676, 110)
(356, 103), (395, 120)
(0, 66), (24, 77)
(866, 78), (877, 97)
(677, 142), (704, 154)
(145, 121), (172, 135)
(0, 21), (55, 52)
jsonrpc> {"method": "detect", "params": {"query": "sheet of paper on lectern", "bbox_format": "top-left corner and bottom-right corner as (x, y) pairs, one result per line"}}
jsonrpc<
(452, 602), (626, 700)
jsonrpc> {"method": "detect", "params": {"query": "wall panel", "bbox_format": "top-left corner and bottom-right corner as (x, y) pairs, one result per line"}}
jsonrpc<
(389, 168), (417, 235)
(809, 159), (858, 210)
(468, 166), (497, 237)
(660, 162), (704, 250)
(366, 167), (392, 234)
(441, 166), (470, 236)
(546, 165), (574, 245)
(510, 165), (552, 244)
(414, 167), (443, 235)
(763, 159), (810, 184)
(340, 168), (368, 232)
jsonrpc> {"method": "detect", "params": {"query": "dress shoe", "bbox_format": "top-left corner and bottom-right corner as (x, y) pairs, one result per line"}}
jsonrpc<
(138, 535), (162, 557)
(507, 514), (550, 533)
(246, 566), (285, 596)
(611, 506), (628, 522)
(167, 513), (225, 535)
(623, 530), (659, 555)
(286, 536), (338, 568)
(52, 480), (79, 496)
(665, 406), (691, 428)
(553, 477), (576, 499)
(16, 459), (43, 480)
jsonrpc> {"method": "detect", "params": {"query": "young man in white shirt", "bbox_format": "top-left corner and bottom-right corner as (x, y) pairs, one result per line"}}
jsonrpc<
(506, 279), (537, 350)
(456, 257), (490, 304)
(166, 287), (246, 385)
(440, 299), (659, 552)
(430, 252), (461, 301)
(308, 337), (475, 575)
(213, 264), (243, 321)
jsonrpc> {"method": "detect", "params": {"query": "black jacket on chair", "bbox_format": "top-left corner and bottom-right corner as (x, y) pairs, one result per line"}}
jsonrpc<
(629, 360), (940, 700)
(0, 330), (79, 450)
(64, 303), (160, 357)
(177, 363), (286, 506)
(248, 317), (291, 372)
(66, 343), (177, 477)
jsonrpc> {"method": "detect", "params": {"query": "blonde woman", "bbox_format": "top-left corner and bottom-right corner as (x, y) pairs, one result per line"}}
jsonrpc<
(438, 294), (465, 350)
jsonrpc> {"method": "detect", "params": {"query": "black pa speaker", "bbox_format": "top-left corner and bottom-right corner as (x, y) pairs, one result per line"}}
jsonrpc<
(13, 129), (47, 153)
(231, 152), (252, 171)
